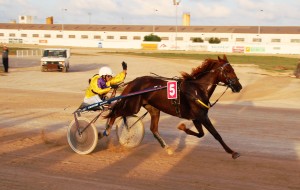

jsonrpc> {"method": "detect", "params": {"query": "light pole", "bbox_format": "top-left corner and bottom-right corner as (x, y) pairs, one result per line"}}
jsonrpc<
(153, 9), (158, 33)
(173, 0), (181, 49)
(258, 9), (263, 35)
(88, 12), (92, 24)
(61, 8), (67, 32)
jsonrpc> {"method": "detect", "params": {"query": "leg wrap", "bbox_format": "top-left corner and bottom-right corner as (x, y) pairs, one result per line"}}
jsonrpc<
(103, 124), (112, 136)
(153, 132), (167, 148)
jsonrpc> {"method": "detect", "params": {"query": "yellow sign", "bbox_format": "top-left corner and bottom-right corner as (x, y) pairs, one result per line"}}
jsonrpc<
(141, 43), (158, 50)
(245, 47), (250, 52)
(39, 40), (48, 43)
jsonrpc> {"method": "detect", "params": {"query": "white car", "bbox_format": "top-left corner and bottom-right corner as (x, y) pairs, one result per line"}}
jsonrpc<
(41, 48), (70, 72)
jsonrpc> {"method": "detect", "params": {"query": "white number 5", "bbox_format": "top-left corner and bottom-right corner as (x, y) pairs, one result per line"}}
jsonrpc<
(167, 81), (177, 99)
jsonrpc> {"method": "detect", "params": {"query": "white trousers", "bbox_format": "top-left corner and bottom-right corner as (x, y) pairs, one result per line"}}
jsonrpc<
(83, 95), (102, 105)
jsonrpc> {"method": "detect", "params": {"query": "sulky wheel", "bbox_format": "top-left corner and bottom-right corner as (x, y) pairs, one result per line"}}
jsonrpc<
(67, 117), (98, 155)
(116, 115), (145, 148)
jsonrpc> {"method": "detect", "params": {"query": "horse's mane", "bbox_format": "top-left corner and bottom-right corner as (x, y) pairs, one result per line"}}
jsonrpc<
(180, 58), (219, 80)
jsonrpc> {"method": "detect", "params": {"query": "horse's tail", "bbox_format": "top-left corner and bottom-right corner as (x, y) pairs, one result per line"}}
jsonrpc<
(104, 95), (143, 119)
(104, 100), (124, 119)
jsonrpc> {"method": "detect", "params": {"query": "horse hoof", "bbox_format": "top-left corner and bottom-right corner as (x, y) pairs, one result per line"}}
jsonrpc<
(98, 132), (103, 139)
(232, 152), (240, 159)
(177, 123), (186, 131)
(165, 146), (174, 155)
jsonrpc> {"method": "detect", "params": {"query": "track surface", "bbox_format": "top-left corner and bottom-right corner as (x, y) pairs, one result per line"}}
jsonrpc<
(0, 52), (299, 190)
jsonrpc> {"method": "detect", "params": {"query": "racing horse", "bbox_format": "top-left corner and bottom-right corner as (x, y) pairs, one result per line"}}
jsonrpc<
(105, 55), (243, 159)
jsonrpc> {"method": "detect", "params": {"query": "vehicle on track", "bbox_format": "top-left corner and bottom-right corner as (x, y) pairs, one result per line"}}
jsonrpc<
(41, 48), (70, 72)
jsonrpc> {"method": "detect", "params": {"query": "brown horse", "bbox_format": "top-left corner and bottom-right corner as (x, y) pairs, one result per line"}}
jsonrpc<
(105, 55), (243, 159)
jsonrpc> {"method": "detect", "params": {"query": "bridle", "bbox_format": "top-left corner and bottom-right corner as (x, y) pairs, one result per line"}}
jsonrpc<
(215, 62), (240, 91)
(197, 62), (239, 89)
(193, 62), (239, 109)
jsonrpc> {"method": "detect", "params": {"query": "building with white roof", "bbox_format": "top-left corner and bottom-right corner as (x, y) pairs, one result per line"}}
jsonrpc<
(1, 23), (300, 54)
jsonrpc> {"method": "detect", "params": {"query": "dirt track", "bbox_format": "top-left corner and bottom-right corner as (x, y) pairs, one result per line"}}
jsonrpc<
(0, 52), (299, 190)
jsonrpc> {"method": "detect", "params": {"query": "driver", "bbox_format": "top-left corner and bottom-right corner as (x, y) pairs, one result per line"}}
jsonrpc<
(82, 61), (127, 107)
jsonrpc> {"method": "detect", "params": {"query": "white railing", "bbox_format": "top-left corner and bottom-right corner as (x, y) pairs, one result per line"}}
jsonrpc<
(16, 49), (43, 57)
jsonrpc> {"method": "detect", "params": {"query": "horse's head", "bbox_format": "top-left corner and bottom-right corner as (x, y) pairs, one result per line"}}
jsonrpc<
(180, 55), (242, 93)
(216, 55), (242, 93)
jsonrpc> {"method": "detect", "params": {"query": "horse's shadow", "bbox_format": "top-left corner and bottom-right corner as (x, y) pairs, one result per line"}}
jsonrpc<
(175, 133), (188, 152)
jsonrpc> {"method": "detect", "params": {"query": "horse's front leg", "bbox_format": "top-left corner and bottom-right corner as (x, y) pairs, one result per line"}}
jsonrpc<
(144, 105), (173, 155)
(177, 119), (205, 138)
(202, 115), (240, 159)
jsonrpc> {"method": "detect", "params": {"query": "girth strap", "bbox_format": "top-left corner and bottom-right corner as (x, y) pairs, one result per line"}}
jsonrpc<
(150, 72), (182, 117)
(171, 80), (181, 117)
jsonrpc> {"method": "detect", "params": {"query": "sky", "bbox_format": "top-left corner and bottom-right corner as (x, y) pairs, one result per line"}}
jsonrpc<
(0, 0), (299, 26)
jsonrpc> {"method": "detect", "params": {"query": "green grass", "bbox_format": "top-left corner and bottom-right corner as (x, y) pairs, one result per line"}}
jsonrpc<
(112, 52), (299, 72)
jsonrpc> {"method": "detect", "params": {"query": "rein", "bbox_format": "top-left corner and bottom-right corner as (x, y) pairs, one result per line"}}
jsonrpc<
(150, 72), (181, 81)
(208, 86), (229, 108)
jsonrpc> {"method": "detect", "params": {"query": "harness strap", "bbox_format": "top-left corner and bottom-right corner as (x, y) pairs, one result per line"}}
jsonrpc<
(193, 86), (229, 110)
(150, 72), (182, 117)
(171, 81), (181, 117)
(196, 99), (210, 109)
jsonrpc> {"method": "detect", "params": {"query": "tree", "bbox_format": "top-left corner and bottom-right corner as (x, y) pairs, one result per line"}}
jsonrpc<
(192, 37), (204, 43)
(208, 37), (221, 44)
(144, 33), (161, 42)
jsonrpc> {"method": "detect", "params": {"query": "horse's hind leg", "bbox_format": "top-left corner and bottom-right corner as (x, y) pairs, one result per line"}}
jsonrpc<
(103, 96), (143, 138)
(144, 104), (173, 155)
(104, 117), (117, 136)
(177, 119), (205, 138)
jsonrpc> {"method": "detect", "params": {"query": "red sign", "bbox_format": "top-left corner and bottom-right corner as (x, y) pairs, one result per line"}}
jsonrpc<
(167, 81), (177, 99)
(232, 46), (244, 53)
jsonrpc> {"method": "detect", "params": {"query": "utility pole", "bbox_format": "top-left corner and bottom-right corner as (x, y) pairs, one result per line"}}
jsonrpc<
(173, 0), (181, 49)
(88, 12), (92, 24)
(153, 9), (158, 33)
(61, 8), (67, 32)
(258, 9), (263, 35)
